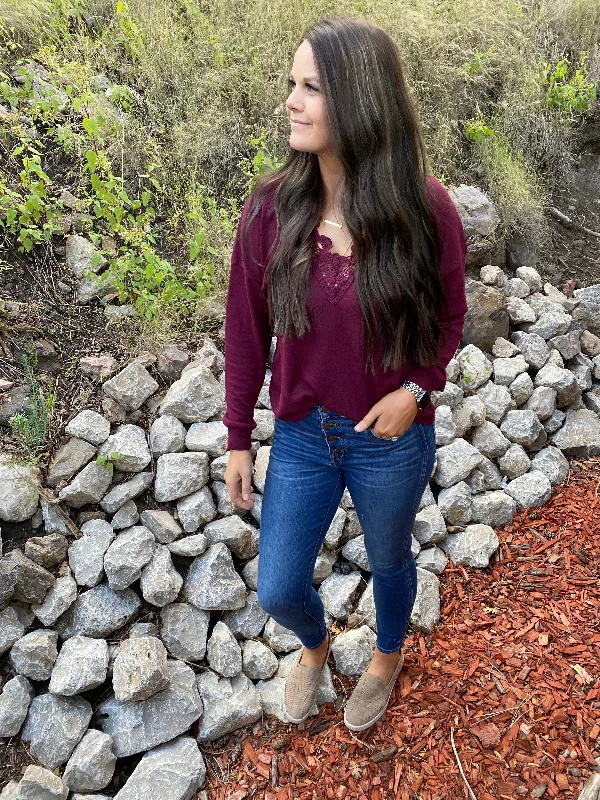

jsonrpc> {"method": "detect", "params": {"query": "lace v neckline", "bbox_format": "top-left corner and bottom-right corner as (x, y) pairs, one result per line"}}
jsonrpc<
(313, 229), (356, 305)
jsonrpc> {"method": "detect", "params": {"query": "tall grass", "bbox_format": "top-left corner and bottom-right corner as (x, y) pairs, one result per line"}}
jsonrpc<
(1, 0), (597, 322)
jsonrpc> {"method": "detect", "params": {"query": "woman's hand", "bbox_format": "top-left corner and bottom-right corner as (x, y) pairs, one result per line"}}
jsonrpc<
(353, 388), (418, 438)
(225, 449), (256, 510)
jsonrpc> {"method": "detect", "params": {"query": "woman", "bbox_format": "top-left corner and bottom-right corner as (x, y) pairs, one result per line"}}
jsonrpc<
(223, 16), (467, 732)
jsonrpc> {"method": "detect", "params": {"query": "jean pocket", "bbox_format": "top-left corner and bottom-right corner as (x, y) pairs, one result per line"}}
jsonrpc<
(367, 426), (405, 441)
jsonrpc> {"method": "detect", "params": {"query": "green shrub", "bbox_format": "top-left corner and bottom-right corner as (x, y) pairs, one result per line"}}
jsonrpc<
(9, 351), (56, 463)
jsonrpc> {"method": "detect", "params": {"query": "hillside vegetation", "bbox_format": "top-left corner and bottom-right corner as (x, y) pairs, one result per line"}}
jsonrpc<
(0, 0), (597, 332)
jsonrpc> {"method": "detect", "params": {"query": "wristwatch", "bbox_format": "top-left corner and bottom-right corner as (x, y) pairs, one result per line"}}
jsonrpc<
(401, 380), (431, 410)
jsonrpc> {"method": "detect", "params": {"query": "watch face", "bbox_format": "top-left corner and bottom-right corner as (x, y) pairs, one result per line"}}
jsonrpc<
(418, 391), (431, 410)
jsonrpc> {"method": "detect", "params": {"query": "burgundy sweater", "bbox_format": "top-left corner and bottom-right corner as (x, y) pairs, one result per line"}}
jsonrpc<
(223, 175), (468, 451)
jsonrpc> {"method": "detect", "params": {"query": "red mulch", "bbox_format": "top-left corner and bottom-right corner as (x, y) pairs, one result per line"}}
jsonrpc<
(200, 457), (600, 800)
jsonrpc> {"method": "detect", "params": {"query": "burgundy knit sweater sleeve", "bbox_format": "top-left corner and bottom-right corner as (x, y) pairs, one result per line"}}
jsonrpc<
(223, 194), (273, 451)
(403, 177), (468, 393)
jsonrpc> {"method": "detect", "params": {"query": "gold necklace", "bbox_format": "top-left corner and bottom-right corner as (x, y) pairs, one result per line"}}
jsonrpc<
(322, 214), (353, 256)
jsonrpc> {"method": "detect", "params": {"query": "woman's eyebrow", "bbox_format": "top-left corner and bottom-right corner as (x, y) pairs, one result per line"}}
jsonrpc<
(288, 72), (320, 83)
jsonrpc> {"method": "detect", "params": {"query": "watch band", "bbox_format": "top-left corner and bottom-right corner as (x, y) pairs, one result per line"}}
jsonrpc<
(401, 380), (431, 410)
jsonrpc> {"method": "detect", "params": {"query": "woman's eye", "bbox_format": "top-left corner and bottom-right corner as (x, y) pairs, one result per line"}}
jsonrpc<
(287, 78), (318, 92)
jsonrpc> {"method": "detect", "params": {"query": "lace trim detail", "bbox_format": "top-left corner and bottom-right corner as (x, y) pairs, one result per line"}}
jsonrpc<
(314, 230), (355, 304)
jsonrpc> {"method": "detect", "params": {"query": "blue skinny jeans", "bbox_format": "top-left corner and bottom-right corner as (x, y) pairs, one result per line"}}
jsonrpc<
(256, 404), (436, 654)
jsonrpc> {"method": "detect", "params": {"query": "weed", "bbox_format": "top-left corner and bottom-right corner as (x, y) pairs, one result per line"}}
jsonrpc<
(9, 351), (56, 463)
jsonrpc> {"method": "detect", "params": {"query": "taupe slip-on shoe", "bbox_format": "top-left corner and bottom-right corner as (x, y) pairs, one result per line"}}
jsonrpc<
(343, 651), (404, 732)
(283, 629), (333, 724)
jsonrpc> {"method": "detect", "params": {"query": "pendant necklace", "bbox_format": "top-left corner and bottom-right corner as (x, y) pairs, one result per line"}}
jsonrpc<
(322, 212), (353, 257)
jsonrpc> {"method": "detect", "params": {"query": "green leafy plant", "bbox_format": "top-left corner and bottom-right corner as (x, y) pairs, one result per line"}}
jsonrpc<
(95, 451), (123, 477)
(237, 128), (284, 193)
(464, 118), (495, 143)
(462, 43), (497, 75)
(9, 351), (56, 463)
(542, 55), (597, 115)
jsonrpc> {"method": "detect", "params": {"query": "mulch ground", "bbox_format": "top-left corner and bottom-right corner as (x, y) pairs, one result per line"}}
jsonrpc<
(202, 456), (600, 800)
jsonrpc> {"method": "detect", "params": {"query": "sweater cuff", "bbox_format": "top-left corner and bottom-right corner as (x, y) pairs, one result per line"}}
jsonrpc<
(227, 425), (254, 452)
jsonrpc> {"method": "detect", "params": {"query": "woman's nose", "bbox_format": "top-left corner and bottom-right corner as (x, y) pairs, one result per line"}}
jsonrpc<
(286, 87), (302, 112)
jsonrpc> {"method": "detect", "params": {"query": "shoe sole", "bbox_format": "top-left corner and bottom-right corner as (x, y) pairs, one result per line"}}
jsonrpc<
(343, 653), (404, 732)
(283, 630), (332, 724)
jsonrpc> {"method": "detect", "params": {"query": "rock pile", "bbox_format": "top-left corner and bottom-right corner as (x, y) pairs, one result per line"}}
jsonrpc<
(1, 266), (600, 798)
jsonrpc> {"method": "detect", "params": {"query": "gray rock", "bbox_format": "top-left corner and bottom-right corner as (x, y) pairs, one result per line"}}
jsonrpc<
(0, 605), (25, 656)
(509, 372), (535, 405)
(149, 416), (186, 457)
(434, 405), (457, 445)
(434, 439), (485, 487)
(261, 617), (302, 653)
(470, 420), (511, 458)
(140, 509), (182, 544)
(104, 526), (155, 590)
(66, 411), (111, 446)
(318, 571), (362, 620)
(530, 446), (569, 485)
(209, 451), (230, 483)
(511, 331), (551, 369)
(97, 661), (203, 757)
(58, 461), (113, 507)
(534, 363), (581, 407)
(331, 625), (377, 676)
(98, 426), (151, 474)
(480, 265), (507, 288)
(129, 622), (159, 639)
(580, 330), (600, 358)
(497, 444), (531, 478)
(156, 345), (191, 381)
(507, 276), (530, 298)
(221, 591), (268, 640)
(516, 266), (542, 293)
(195, 671), (261, 742)
(0, 458), (40, 522)
(241, 555), (259, 591)
(49, 635), (109, 695)
(113, 735), (205, 800)
(0, 384), (31, 428)
(63, 729), (116, 793)
(583, 387), (600, 414)
(476, 382), (516, 425)
(462, 280), (509, 351)
(158, 366), (225, 424)
(111, 499), (139, 530)
(140, 545), (183, 607)
(504, 472), (552, 508)
(432, 382), (464, 409)
(113, 637), (170, 702)
(211, 479), (246, 517)
(341, 535), (370, 571)
(69, 519), (115, 587)
(206, 621), (242, 677)
(21, 693), (92, 769)
(10, 629), (58, 680)
(551, 409), (600, 457)
(154, 453), (210, 503)
(313, 547), (337, 583)
(500, 410), (544, 447)
(0, 675), (35, 737)
(100, 471), (153, 514)
(506, 296), (536, 324)
(159, 603), (210, 661)
(167, 533), (207, 557)
(549, 330), (581, 360)
(457, 344), (494, 391)
(252, 446), (271, 494)
(103, 362), (159, 412)
(543, 409), (566, 433)
(409, 568), (440, 633)
(40, 496), (71, 536)
(492, 337), (520, 358)
(1, 548), (55, 604)
(470, 490), (516, 527)
(66, 234), (105, 277)
(241, 640), (278, 681)
(528, 309), (572, 340)
(201, 515), (260, 561)
(412, 504), (447, 544)
(571, 354), (593, 391)
(24, 532), (68, 568)
(47, 438), (97, 487)
(184, 543), (246, 611)
(437, 481), (472, 524)
(55, 583), (141, 640)
(524, 386), (557, 421)
(185, 421), (228, 457)
(493, 355), (529, 386)
(324, 507), (349, 549)
(441, 524), (499, 568)
(13, 764), (68, 799)
(573, 299), (600, 337)
(415, 546), (448, 575)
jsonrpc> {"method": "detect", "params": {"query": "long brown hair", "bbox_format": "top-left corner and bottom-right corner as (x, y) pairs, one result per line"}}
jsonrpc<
(241, 16), (448, 376)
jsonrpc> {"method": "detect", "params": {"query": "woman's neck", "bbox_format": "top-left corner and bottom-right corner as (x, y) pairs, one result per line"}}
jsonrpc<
(318, 151), (345, 216)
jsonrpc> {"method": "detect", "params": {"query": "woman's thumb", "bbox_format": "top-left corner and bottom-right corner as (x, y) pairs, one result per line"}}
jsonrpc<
(242, 483), (253, 501)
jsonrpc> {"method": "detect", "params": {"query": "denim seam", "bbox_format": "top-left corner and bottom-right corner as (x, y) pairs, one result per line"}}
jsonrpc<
(301, 470), (343, 646)
(377, 422), (432, 654)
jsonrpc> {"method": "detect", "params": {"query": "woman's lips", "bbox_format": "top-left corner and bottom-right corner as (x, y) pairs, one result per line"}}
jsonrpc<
(291, 120), (310, 127)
